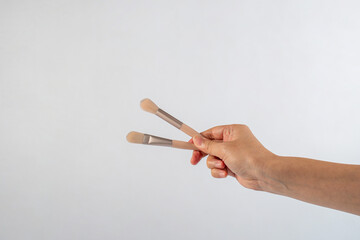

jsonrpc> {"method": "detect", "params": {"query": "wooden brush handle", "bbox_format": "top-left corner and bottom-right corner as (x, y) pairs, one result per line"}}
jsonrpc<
(180, 124), (199, 137)
(172, 140), (199, 150)
(154, 108), (198, 137)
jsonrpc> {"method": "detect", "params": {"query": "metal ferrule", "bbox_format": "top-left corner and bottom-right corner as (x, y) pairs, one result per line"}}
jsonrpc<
(143, 134), (172, 147)
(155, 108), (183, 129)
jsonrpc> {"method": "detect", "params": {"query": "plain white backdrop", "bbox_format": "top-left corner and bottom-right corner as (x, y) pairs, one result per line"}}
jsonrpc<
(1, 0), (360, 239)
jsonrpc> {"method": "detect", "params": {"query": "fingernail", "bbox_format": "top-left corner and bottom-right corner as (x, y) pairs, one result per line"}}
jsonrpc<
(193, 135), (203, 147)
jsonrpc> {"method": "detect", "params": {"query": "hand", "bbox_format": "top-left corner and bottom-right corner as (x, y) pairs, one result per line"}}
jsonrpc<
(190, 124), (276, 191)
(190, 124), (360, 215)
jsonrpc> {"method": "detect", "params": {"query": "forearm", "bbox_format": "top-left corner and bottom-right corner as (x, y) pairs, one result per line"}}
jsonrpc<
(258, 156), (360, 215)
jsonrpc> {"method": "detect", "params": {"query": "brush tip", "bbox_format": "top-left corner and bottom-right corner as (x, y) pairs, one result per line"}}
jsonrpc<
(126, 131), (145, 144)
(140, 98), (159, 114)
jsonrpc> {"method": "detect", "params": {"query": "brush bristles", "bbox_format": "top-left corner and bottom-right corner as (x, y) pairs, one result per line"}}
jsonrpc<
(140, 98), (159, 114)
(126, 131), (145, 144)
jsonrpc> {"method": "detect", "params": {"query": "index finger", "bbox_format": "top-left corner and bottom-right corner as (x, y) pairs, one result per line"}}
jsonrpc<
(189, 138), (207, 165)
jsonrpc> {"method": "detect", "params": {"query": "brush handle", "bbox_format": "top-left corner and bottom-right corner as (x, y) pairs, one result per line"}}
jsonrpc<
(180, 124), (199, 137)
(172, 140), (199, 150)
(155, 108), (198, 137)
(156, 109), (183, 129)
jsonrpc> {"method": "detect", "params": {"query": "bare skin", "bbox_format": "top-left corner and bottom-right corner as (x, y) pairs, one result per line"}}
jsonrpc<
(190, 124), (360, 215)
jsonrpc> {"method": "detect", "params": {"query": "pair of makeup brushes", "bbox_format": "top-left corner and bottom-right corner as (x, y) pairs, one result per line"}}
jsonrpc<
(126, 98), (200, 151)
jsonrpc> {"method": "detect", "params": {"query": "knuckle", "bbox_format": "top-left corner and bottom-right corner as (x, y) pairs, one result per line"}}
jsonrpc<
(211, 169), (217, 178)
(207, 156), (216, 169)
(224, 126), (232, 138)
(211, 169), (223, 178)
(205, 140), (213, 151)
(206, 159), (212, 169)
(233, 123), (248, 128)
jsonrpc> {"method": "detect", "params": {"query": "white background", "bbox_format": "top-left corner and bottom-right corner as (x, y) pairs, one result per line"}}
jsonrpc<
(1, 0), (360, 239)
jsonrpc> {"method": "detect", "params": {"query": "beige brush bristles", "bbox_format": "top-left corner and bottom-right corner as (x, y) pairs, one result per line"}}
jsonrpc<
(140, 98), (159, 114)
(126, 131), (144, 144)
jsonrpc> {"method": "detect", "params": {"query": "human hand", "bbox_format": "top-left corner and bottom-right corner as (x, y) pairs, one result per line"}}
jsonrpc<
(190, 124), (276, 191)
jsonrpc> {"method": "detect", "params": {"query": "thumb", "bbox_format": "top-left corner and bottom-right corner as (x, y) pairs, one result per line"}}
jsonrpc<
(193, 134), (225, 158)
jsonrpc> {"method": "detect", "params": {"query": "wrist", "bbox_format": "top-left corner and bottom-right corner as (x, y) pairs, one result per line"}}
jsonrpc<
(255, 154), (289, 194)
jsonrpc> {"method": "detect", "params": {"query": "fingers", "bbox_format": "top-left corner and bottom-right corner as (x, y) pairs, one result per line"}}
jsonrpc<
(206, 155), (225, 169)
(189, 126), (230, 165)
(193, 134), (225, 159)
(189, 125), (239, 180)
(190, 140), (230, 179)
(207, 155), (227, 178)
(190, 150), (207, 165)
(189, 138), (207, 165)
(201, 125), (232, 140)
(211, 168), (228, 178)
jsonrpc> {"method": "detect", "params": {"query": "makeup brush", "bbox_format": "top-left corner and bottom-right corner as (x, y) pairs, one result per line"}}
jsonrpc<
(140, 98), (198, 137)
(126, 131), (199, 150)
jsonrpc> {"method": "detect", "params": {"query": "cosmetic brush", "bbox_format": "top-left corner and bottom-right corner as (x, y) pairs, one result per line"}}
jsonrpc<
(140, 98), (198, 137)
(126, 131), (199, 150)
